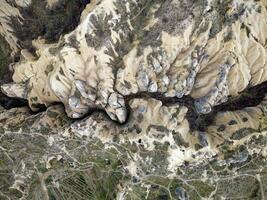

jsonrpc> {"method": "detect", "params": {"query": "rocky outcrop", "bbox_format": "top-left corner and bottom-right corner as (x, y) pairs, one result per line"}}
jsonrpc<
(2, 0), (267, 123)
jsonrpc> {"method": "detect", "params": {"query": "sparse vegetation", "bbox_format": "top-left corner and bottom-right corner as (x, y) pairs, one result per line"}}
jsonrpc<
(0, 35), (11, 83)
(9, 0), (90, 50)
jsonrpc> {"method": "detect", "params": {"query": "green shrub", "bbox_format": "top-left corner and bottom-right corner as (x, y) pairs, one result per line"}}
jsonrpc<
(9, 0), (89, 50)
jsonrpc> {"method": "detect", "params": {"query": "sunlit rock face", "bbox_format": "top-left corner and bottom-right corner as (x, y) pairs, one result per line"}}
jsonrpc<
(1, 0), (267, 199)
(2, 0), (267, 123)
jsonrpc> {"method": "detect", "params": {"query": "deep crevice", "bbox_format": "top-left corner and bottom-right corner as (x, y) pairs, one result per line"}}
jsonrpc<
(186, 80), (267, 131)
(0, 95), (28, 110)
(1, 80), (267, 131)
(0, 35), (28, 109)
(123, 80), (267, 131)
(0, 0), (265, 133)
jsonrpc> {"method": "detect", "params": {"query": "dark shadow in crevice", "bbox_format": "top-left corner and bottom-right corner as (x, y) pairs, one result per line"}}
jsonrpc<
(0, 34), (28, 109)
(2, 80), (267, 131)
(0, 94), (28, 110)
(187, 80), (267, 132)
(123, 81), (267, 131)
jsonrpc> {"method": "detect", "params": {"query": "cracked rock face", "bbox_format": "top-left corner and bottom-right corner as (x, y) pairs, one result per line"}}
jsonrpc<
(1, 0), (267, 199)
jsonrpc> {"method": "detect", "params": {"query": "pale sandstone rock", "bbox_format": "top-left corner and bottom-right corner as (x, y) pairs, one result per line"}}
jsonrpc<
(15, 0), (31, 7)
(46, 0), (60, 8)
(0, 1), (23, 55)
(1, 83), (27, 99)
(1, 0), (267, 123)
(68, 98), (198, 172)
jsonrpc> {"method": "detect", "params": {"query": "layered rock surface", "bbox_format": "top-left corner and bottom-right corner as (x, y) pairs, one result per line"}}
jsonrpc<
(2, 0), (267, 122)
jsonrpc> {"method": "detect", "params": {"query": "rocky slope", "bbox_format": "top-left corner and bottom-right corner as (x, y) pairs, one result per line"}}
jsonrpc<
(0, 0), (267, 199)
(2, 0), (267, 123)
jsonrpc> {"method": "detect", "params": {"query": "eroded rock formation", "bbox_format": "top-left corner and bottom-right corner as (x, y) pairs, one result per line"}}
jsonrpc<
(1, 0), (267, 199)
(1, 0), (267, 123)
